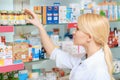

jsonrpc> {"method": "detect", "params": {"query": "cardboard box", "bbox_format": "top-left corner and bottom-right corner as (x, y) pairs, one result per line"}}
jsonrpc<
(0, 45), (13, 66)
(12, 42), (29, 63)
(53, 6), (59, 24)
(46, 6), (54, 24)
(59, 6), (67, 23)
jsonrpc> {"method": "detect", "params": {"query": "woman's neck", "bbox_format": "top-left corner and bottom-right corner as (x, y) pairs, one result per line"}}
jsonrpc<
(84, 42), (101, 58)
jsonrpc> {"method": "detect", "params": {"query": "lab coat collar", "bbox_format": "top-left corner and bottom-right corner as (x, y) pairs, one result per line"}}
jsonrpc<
(82, 48), (104, 68)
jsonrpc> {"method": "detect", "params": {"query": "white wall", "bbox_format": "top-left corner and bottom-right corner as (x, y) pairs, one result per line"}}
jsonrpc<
(30, 0), (81, 10)
(0, 0), (13, 10)
(2, 0), (120, 11)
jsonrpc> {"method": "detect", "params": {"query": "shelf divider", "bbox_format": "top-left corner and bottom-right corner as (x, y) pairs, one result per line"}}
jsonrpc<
(0, 63), (24, 73)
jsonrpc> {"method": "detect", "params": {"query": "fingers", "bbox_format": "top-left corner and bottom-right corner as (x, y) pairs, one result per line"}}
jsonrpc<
(24, 8), (36, 18)
(25, 18), (32, 23)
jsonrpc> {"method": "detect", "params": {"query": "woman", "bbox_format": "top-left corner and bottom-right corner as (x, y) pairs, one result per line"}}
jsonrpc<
(24, 9), (114, 80)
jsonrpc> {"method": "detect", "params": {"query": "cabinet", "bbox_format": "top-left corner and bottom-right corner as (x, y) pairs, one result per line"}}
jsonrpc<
(0, 0), (120, 79)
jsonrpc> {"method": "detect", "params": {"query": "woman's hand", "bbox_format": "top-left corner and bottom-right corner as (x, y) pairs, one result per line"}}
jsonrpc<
(24, 9), (42, 28)
(24, 9), (56, 55)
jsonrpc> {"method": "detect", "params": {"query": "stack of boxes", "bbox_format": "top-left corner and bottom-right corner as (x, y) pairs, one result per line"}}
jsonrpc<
(42, 6), (59, 24)
(0, 44), (12, 66)
(0, 26), (14, 66)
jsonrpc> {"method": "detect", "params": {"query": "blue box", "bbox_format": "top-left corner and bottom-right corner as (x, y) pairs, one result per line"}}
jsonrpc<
(46, 6), (54, 24)
(19, 70), (28, 80)
(32, 48), (40, 61)
(53, 6), (59, 24)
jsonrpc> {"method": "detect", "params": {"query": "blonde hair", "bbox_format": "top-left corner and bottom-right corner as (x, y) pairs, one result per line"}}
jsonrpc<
(78, 13), (114, 80)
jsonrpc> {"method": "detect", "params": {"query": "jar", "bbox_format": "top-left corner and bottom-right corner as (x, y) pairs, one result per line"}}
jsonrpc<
(1, 10), (8, 25)
(37, 13), (42, 23)
(14, 11), (20, 25)
(16, 11), (20, 25)
(13, 11), (16, 25)
(25, 12), (32, 25)
(0, 10), (1, 25)
(34, 6), (38, 13)
(8, 11), (14, 25)
(19, 11), (26, 25)
(113, 58), (120, 74)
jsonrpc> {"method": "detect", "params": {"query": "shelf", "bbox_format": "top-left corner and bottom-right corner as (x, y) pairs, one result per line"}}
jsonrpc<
(14, 24), (67, 27)
(0, 63), (24, 73)
(113, 73), (120, 80)
(14, 24), (33, 27)
(110, 47), (120, 52)
(0, 23), (76, 27)
(24, 58), (49, 64)
(111, 47), (120, 49)
(110, 20), (120, 23)
(111, 47), (120, 59)
(113, 72), (120, 75)
(0, 24), (33, 27)
(0, 26), (14, 33)
(110, 21), (120, 29)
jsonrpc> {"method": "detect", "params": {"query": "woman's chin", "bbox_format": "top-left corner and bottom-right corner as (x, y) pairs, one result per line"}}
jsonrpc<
(73, 40), (80, 45)
(73, 42), (77, 45)
(73, 42), (82, 46)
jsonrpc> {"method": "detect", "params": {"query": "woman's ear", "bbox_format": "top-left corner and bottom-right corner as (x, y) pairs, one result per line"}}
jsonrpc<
(87, 34), (93, 43)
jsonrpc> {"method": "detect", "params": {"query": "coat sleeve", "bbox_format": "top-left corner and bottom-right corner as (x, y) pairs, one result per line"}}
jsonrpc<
(50, 48), (81, 69)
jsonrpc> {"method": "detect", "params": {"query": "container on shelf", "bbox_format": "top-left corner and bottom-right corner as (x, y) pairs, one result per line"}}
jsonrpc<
(1, 10), (8, 25)
(19, 11), (26, 25)
(14, 11), (20, 25)
(0, 10), (1, 25)
(113, 58), (120, 75)
(8, 11), (14, 25)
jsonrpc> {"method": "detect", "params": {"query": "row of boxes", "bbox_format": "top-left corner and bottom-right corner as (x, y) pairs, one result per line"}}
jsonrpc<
(36, 2), (120, 24)
(34, 5), (81, 24)
(0, 41), (47, 66)
(42, 6), (59, 24)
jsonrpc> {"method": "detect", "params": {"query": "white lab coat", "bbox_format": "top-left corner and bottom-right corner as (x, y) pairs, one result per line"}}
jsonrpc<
(50, 48), (110, 80)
